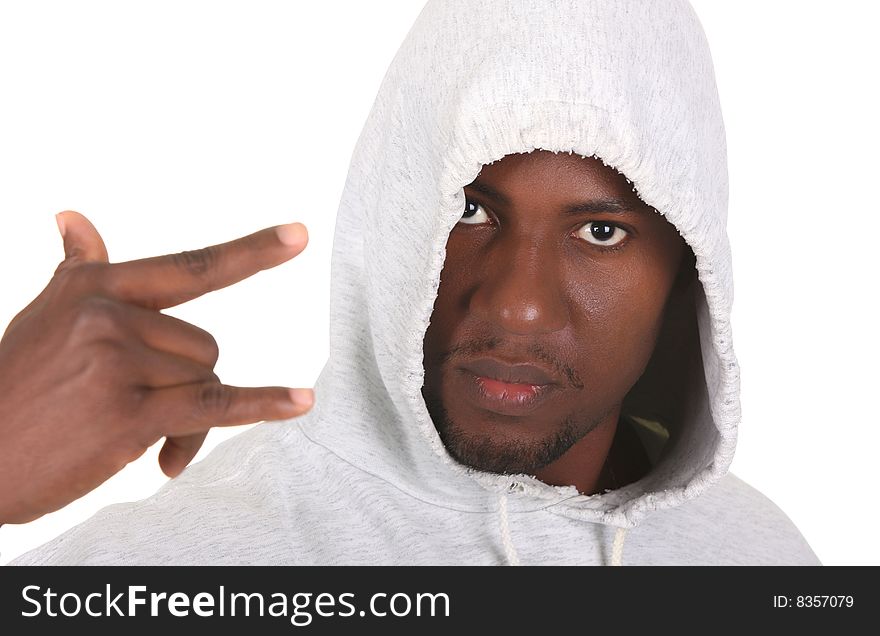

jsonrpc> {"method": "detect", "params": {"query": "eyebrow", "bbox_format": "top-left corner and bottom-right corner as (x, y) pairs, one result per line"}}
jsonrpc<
(465, 179), (647, 215)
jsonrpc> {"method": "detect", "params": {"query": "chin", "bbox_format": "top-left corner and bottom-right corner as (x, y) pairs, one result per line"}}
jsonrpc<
(423, 385), (584, 475)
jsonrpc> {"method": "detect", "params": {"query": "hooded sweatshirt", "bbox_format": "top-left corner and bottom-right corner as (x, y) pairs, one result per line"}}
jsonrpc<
(9, 0), (820, 566)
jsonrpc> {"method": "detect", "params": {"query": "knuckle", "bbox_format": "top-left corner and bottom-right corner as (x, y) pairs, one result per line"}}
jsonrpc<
(200, 329), (221, 367)
(70, 296), (125, 340)
(129, 383), (150, 410)
(195, 381), (232, 418)
(171, 246), (218, 282)
(79, 339), (131, 382)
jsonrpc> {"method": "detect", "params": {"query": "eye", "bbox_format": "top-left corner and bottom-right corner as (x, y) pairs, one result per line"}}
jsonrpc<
(459, 198), (491, 225)
(576, 221), (629, 247)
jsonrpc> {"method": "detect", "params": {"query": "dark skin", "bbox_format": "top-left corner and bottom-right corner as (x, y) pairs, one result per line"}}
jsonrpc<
(422, 150), (689, 495)
(0, 214), (315, 524)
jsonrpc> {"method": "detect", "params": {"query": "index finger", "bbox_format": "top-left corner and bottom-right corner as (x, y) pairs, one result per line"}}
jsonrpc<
(105, 222), (308, 310)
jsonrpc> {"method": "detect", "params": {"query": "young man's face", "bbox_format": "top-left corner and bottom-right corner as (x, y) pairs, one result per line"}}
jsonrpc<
(421, 150), (687, 478)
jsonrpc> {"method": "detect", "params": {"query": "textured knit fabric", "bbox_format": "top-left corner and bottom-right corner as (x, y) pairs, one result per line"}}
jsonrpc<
(9, 0), (820, 566)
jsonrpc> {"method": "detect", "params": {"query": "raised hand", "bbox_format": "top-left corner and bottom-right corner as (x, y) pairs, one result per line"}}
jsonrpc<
(0, 211), (314, 524)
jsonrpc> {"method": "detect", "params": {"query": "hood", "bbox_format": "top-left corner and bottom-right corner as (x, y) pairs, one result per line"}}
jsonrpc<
(298, 0), (738, 562)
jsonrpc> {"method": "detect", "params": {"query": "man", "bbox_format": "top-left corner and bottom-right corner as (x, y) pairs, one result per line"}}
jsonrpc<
(422, 149), (690, 497)
(3, 0), (819, 565)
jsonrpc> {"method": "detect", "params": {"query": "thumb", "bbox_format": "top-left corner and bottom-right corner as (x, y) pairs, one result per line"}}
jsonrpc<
(5, 210), (110, 336)
(55, 210), (109, 267)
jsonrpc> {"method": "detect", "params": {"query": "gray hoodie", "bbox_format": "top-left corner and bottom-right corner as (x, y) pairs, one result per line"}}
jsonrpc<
(9, 0), (820, 566)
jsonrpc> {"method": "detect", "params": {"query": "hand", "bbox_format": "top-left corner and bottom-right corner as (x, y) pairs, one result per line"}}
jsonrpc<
(0, 211), (315, 524)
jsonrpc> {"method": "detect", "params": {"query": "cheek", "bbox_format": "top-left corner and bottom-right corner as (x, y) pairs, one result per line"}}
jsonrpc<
(567, 262), (671, 376)
(427, 235), (479, 321)
(422, 260), (466, 358)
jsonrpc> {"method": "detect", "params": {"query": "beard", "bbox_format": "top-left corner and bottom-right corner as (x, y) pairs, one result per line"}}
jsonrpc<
(421, 385), (604, 475)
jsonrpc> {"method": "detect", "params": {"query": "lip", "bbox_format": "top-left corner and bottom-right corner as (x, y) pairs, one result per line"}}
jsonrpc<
(460, 357), (562, 386)
(457, 368), (561, 417)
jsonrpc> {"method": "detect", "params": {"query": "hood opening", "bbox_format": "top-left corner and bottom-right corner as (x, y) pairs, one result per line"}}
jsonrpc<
(299, 0), (740, 539)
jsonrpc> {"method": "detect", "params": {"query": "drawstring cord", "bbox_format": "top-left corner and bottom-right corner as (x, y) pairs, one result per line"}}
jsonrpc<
(610, 527), (628, 566)
(498, 493), (521, 566)
(498, 491), (630, 566)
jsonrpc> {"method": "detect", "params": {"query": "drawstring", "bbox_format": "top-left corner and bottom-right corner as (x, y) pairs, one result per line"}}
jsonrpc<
(498, 491), (630, 566)
(498, 493), (521, 566)
(610, 527), (628, 566)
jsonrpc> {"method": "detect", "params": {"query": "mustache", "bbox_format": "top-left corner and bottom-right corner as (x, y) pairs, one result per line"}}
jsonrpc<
(433, 336), (584, 389)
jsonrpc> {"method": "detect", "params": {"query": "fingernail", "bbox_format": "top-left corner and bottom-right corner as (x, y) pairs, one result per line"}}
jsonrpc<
(55, 213), (67, 238)
(276, 222), (307, 247)
(289, 388), (314, 408)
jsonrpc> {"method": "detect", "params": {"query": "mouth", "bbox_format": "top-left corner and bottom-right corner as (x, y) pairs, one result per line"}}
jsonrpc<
(460, 357), (562, 386)
(457, 368), (561, 417)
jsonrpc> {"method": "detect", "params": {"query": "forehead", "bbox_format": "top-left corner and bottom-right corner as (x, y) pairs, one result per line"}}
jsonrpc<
(470, 150), (642, 201)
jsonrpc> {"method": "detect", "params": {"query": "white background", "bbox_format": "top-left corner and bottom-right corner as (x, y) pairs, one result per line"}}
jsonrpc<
(1, 1), (877, 565)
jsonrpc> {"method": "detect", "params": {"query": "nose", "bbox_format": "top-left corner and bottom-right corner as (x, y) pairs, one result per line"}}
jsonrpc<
(469, 236), (570, 335)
